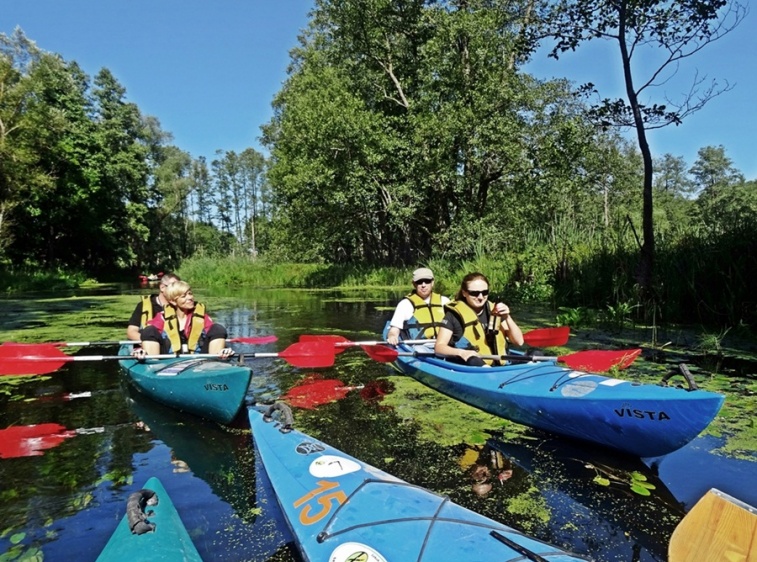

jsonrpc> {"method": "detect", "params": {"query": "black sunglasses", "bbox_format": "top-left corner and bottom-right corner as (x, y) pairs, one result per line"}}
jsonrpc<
(414, 278), (433, 285)
(467, 289), (489, 298)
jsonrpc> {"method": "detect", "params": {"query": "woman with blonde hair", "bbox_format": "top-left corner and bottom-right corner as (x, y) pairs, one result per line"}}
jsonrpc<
(134, 281), (233, 359)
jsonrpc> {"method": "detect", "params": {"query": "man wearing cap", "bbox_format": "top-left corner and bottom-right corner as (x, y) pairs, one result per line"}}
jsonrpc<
(386, 268), (450, 345)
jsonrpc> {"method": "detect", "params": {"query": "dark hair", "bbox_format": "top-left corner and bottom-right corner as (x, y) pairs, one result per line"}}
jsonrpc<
(455, 272), (489, 300)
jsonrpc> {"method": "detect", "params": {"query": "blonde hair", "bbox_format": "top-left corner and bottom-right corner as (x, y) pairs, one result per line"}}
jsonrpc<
(165, 280), (192, 303)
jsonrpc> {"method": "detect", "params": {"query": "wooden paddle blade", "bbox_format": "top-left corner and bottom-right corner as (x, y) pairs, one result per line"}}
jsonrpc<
(0, 343), (68, 376)
(228, 335), (278, 345)
(299, 334), (351, 354)
(523, 326), (570, 347)
(558, 348), (641, 372)
(361, 345), (400, 363)
(669, 488), (757, 562)
(279, 342), (335, 368)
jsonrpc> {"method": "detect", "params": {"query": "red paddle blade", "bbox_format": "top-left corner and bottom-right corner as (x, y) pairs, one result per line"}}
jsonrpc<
(559, 348), (642, 372)
(523, 326), (570, 347)
(0, 343), (68, 376)
(299, 335), (351, 354)
(228, 335), (278, 345)
(361, 345), (400, 363)
(0, 424), (76, 458)
(279, 341), (335, 368)
(283, 377), (349, 409)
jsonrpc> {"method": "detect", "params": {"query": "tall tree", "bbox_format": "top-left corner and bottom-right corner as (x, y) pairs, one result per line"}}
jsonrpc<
(239, 148), (266, 256)
(263, 0), (604, 265)
(689, 145), (744, 193)
(545, 0), (747, 300)
(690, 145), (749, 234)
(86, 68), (153, 272)
(654, 154), (695, 196)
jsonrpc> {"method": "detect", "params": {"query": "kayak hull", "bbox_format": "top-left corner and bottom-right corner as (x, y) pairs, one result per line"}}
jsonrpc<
(118, 345), (251, 424)
(390, 345), (724, 457)
(249, 406), (589, 562)
(96, 477), (201, 562)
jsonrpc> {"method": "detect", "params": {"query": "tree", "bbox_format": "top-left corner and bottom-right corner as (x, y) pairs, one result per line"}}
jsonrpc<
(691, 145), (750, 233)
(689, 144), (744, 193)
(546, 0), (747, 300)
(654, 154), (695, 197)
(263, 0), (605, 265)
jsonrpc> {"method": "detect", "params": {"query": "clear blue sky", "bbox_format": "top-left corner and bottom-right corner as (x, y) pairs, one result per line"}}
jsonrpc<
(3, 1), (755, 179)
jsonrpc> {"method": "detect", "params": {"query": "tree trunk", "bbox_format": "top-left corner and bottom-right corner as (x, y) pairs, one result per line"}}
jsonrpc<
(617, 1), (654, 300)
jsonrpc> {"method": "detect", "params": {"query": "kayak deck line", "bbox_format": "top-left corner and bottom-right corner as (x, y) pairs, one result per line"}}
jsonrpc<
(316, 477), (578, 561)
(316, 478), (511, 539)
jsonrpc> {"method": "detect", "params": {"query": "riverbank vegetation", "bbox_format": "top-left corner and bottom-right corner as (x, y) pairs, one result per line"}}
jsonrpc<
(1, 1), (754, 331)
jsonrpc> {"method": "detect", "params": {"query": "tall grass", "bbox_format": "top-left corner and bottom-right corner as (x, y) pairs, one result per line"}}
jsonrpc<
(178, 256), (412, 289)
(6, 220), (753, 330)
(0, 265), (87, 294)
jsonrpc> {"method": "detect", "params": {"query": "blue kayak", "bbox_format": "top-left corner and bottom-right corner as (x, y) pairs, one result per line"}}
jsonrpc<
(118, 345), (252, 424)
(96, 477), (202, 562)
(249, 405), (590, 562)
(386, 339), (724, 457)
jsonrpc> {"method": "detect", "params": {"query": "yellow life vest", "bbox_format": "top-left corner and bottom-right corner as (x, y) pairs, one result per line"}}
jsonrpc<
(162, 302), (207, 353)
(139, 295), (154, 328)
(404, 292), (445, 339)
(444, 300), (506, 365)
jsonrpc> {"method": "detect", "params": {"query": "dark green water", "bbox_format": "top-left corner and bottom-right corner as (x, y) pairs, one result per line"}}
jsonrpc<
(0, 288), (755, 561)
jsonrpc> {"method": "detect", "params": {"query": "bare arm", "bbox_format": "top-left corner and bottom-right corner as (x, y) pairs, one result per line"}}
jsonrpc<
(434, 326), (479, 362)
(493, 302), (524, 346)
(140, 340), (161, 355)
(386, 326), (401, 345)
(502, 316), (524, 346)
(126, 324), (141, 341)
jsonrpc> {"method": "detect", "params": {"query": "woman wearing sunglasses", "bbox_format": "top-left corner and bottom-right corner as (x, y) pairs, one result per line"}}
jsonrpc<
(434, 272), (523, 366)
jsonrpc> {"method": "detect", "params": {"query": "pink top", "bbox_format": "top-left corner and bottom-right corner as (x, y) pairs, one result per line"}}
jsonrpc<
(147, 310), (214, 338)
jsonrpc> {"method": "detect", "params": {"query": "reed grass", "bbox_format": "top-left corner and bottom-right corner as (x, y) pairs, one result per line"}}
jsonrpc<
(4, 218), (753, 330)
(0, 265), (86, 294)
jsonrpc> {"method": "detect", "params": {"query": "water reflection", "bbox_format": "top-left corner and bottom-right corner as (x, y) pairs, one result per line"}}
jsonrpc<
(487, 434), (685, 561)
(0, 289), (755, 562)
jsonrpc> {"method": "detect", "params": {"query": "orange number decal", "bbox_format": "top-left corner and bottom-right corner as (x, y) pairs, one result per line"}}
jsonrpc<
(293, 480), (347, 525)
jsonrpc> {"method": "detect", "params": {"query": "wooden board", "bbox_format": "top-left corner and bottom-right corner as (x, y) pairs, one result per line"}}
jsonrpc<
(669, 488), (757, 562)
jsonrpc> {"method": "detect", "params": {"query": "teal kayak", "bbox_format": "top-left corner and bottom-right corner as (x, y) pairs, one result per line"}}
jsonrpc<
(249, 404), (590, 562)
(96, 477), (202, 562)
(118, 345), (252, 424)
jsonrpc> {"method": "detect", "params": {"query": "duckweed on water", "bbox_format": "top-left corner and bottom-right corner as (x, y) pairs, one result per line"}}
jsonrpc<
(506, 487), (551, 529)
(381, 374), (524, 446)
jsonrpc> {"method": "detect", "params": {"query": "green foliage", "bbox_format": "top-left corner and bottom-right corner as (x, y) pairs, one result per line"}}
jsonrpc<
(696, 327), (731, 357)
(545, 0), (747, 299)
(555, 306), (596, 328)
(0, 266), (86, 294)
(2, 16), (755, 330)
(604, 300), (640, 330)
(262, 0), (613, 266)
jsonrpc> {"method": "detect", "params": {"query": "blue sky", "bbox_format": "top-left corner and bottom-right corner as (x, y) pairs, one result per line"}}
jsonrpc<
(3, 1), (755, 179)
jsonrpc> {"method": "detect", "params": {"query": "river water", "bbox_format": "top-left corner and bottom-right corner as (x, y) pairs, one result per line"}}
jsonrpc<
(0, 288), (755, 561)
